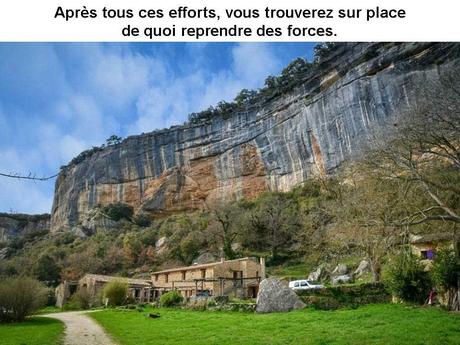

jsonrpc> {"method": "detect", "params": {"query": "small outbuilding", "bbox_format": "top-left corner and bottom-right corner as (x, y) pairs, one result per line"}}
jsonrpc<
(410, 232), (458, 264)
(55, 274), (152, 307)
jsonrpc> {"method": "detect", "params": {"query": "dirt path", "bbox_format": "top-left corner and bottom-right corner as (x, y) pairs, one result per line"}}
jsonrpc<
(42, 311), (117, 345)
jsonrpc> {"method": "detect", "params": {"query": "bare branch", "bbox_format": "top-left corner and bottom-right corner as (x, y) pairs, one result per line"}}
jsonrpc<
(0, 172), (58, 181)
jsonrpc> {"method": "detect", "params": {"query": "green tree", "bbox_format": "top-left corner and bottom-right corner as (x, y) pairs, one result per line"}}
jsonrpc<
(432, 247), (460, 310)
(106, 135), (123, 146)
(386, 249), (432, 304)
(33, 254), (61, 286)
(122, 233), (143, 267)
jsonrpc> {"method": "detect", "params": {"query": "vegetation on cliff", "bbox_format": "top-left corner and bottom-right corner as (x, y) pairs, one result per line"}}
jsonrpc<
(188, 43), (337, 124)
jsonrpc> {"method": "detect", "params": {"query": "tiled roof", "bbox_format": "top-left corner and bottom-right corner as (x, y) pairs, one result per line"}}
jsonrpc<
(410, 232), (457, 244)
(151, 257), (256, 275)
(81, 274), (151, 286)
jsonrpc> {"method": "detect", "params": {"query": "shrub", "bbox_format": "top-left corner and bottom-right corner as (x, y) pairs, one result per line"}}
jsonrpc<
(103, 203), (134, 221)
(103, 280), (128, 306)
(386, 250), (431, 304)
(297, 283), (390, 309)
(0, 277), (47, 322)
(160, 291), (183, 307)
(68, 289), (92, 310)
(133, 213), (151, 227)
(432, 247), (460, 291)
(431, 247), (460, 310)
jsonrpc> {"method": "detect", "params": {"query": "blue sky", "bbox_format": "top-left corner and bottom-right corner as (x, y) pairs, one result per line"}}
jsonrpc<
(0, 42), (316, 214)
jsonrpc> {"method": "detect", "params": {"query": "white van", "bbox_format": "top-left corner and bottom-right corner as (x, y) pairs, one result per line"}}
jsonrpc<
(289, 280), (324, 290)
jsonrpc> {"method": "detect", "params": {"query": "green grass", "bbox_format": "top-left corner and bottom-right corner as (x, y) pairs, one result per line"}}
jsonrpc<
(34, 306), (62, 315)
(0, 317), (64, 345)
(267, 262), (313, 279)
(91, 304), (460, 345)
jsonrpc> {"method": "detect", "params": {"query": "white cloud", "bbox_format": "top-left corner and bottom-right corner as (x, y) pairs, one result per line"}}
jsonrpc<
(129, 43), (282, 134)
(232, 43), (281, 87)
(0, 42), (285, 214)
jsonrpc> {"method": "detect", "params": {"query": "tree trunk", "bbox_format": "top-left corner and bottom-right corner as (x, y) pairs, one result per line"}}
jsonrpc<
(448, 287), (460, 311)
(370, 260), (382, 283)
(223, 241), (235, 260)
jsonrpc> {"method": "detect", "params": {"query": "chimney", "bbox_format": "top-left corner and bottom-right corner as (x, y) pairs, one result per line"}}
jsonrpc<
(259, 257), (266, 279)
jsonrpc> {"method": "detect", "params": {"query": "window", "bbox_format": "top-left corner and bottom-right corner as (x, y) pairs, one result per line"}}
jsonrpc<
(165, 274), (169, 283)
(201, 269), (206, 278)
(182, 271), (186, 280)
(421, 249), (436, 260)
(300, 281), (308, 287)
(294, 282), (300, 287)
(154, 274), (158, 282)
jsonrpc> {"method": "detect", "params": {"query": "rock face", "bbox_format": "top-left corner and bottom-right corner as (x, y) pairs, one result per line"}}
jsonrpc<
(192, 252), (217, 265)
(354, 260), (370, 278)
(332, 264), (348, 277)
(332, 275), (352, 285)
(308, 266), (328, 282)
(0, 213), (50, 242)
(256, 278), (306, 313)
(50, 43), (460, 232)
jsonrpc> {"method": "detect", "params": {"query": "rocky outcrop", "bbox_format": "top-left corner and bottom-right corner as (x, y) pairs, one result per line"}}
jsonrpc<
(353, 260), (370, 278)
(256, 278), (306, 313)
(308, 266), (329, 282)
(332, 275), (352, 285)
(51, 43), (460, 232)
(0, 213), (50, 242)
(332, 264), (348, 277)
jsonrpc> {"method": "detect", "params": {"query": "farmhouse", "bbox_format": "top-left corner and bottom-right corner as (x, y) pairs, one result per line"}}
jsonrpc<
(55, 257), (265, 307)
(151, 257), (265, 299)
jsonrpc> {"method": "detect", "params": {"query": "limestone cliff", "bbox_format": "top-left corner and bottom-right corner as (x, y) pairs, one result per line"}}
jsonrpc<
(51, 42), (460, 232)
(0, 213), (50, 242)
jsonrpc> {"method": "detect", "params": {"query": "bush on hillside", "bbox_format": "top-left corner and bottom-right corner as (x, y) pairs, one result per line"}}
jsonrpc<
(103, 203), (134, 221)
(133, 213), (151, 227)
(0, 277), (47, 322)
(103, 280), (128, 306)
(386, 250), (431, 304)
(160, 291), (183, 307)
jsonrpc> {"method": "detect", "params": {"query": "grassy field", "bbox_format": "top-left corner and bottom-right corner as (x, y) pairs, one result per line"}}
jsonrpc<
(0, 317), (64, 345)
(91, 304), (460, 345)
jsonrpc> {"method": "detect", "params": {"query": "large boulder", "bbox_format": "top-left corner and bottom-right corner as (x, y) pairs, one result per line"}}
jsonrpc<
(307, 267), (329, 282)
(0, 247), (8, 260)
(193, 252), (217, 265)
(332, 264), (348, 277)
(331, 275), (352, 285)
(155, 236), (167, 249)
(256, 278), (306, 313)
(353, 260), (370, 278)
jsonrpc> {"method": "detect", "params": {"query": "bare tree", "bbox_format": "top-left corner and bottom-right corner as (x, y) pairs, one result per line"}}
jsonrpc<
(363, 64), (460, 226)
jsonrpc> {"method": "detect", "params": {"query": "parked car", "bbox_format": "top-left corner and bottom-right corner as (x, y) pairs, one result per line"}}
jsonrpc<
(289, 280), (324, 290)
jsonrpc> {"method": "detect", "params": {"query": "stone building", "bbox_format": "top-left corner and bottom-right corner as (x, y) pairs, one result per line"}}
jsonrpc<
(151, 257), (265, 299)
(410, 233), (458, 264)
(55, 274), (152, 307)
